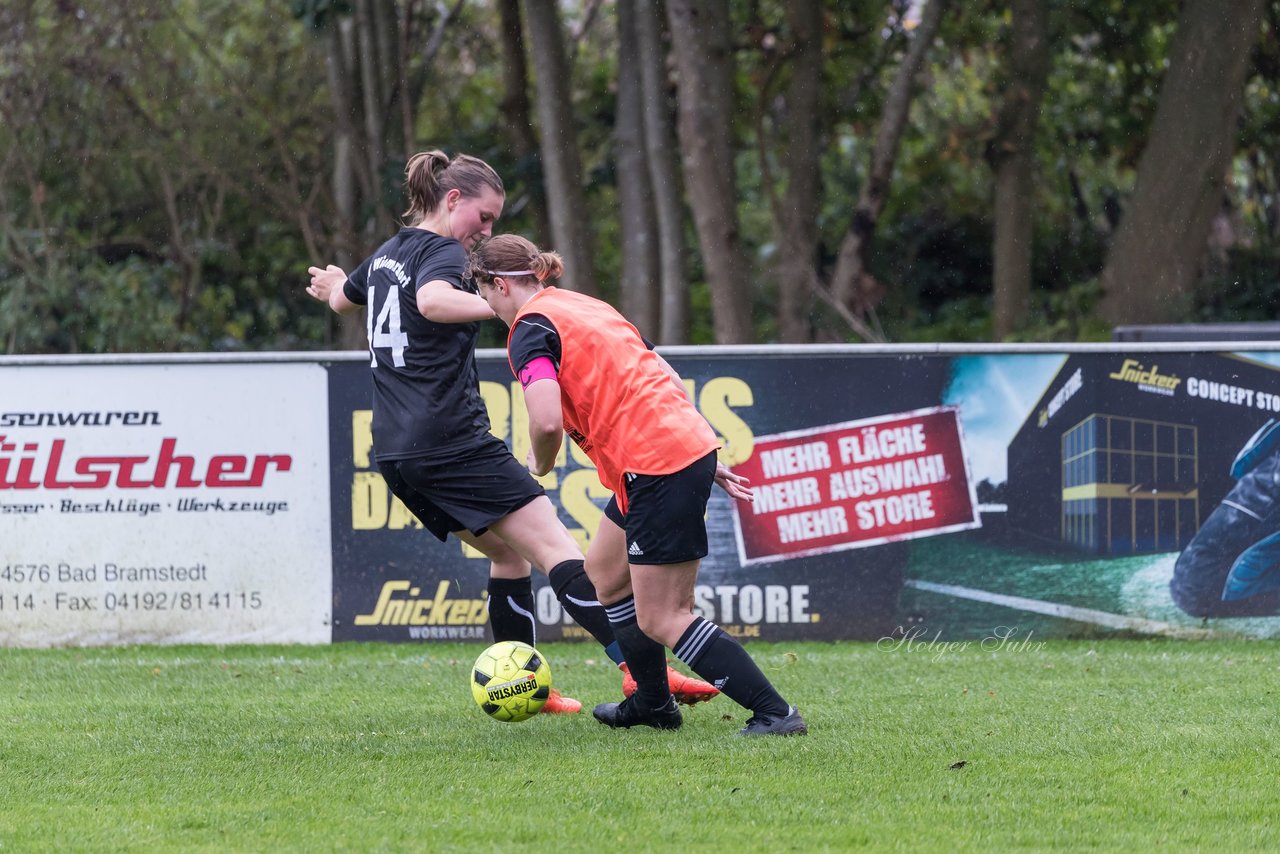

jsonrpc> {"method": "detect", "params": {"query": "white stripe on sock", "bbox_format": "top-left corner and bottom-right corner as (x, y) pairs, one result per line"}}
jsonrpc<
(674, 619), (718, 664)
(507, 595), (537, 646)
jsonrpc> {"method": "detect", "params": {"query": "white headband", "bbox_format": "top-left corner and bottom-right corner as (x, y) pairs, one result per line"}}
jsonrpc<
(489, 269), (534, 277)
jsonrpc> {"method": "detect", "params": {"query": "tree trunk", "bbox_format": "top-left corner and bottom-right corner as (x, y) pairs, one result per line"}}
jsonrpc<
(353, 0), (391, 237)
(523, 0), (598, 295)
(829, 0), (946, 323)
(1098, 0), (1266, 326)
(636, 0), (689, 344)
(773, 0), (823, 344)
(496, 0), (550, 247)
(615, 0), (660, 333)
(988, 0), (1050, 340)
(666, 0), (752, 343)
(324, 15), (369, 350)
(317, 1), (468, 349)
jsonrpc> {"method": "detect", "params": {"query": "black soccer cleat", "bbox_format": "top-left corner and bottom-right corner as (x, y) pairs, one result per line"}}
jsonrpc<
(738, 706), (808, 737)
(592, 694), (683, 731)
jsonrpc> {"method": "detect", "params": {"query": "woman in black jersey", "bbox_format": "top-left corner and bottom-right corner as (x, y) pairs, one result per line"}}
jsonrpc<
(306, 150), (717, 713)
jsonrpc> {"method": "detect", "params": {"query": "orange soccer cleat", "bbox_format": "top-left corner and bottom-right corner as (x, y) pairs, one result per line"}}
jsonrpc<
(620, 662), (720, 705)
(538, 687), (583, 715)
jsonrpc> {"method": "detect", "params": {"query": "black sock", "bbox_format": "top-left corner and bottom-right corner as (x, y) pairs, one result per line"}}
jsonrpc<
(487, 576), (536, 647)
(548, 560), (623, 664)
(673, 617), (790, 717)
(605, 595), (670, 708)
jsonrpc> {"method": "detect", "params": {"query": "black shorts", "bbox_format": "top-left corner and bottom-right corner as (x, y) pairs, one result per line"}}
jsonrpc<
(603, 450), (717, 565)
(377, 436), (544, 542)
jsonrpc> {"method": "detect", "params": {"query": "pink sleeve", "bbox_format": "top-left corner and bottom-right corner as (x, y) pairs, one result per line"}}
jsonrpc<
(517, 356), (559, 389)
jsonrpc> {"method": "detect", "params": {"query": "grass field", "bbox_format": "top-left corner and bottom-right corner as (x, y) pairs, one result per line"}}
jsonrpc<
(2, 639), (1277, 851)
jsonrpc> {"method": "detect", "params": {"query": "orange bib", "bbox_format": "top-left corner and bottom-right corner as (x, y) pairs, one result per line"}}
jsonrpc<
(509, 288), (718, 511)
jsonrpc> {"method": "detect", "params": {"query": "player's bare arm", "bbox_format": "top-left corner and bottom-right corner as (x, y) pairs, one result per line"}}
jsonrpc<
(417, 279), (498, 323)
(523, 378), (564, 476)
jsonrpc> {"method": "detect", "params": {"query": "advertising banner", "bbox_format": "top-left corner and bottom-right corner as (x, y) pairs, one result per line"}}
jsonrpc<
(731, 406), (980, 564)
(8, 344), (1280, 649)
(327, 346), (1280, 645)
(326, 350), (953, 644)
(0, 361), (332, 646)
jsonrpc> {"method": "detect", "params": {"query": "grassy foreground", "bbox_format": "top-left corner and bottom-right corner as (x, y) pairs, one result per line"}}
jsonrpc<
(1, 639), (1276, 852)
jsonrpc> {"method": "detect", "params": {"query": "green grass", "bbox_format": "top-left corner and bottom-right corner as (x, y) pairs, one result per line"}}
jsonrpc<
(2, 640), (1277, 851)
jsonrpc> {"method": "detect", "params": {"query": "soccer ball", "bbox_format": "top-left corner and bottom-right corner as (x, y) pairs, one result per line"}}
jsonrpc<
(470, 641), (553, 723)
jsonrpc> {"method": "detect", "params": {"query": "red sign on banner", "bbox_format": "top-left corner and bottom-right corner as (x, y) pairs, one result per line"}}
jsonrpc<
(731, 406), (980, 565)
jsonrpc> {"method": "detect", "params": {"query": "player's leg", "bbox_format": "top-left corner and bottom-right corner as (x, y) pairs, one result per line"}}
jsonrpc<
(382, 455), (582, 714)
(381, 458), (539, 647)
(589, 497), (718, 706)
(487, 495), (623, 665)
(587, 507), (672, 717)
(454, 527), (535, 645)
(454, 526), (582, 716)
(621, 451), (804, 736)
(631, 559), (804, 736)
(399, 441), (624, 664)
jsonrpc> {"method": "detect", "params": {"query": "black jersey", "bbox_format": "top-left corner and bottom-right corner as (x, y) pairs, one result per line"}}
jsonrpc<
(342, 228), (491, 461)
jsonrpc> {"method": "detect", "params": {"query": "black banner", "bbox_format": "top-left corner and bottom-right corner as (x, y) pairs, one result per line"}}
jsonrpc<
(325, 348), (1280, 643)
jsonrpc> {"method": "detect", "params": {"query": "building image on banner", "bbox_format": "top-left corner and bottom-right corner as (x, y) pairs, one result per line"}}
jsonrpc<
(1005, 352), (1280, 619)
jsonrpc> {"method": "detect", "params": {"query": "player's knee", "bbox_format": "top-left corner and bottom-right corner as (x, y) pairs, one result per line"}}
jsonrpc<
(484, 542), (529, 577)
(635, 609), (680, 648)
(586, 574), (627, 604)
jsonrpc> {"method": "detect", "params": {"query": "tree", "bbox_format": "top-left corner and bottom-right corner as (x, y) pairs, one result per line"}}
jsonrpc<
(302, 0), (467, 349)
(496, 0), (551, 248)
(762, 0), (824, 344)
(523, 0), (598, 295)
(0, 0), (332, 353)
(1098, 0), (1267, 325)
(635, 0), (690, 344)
(987, 0), (1050, 339)
(615, 0), (660, 332)
(828, 0), (947, 337)
(666, 0), (753, 342)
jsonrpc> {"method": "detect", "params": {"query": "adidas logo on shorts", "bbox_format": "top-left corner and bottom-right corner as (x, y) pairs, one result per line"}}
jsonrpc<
(628, 541), (644, 557)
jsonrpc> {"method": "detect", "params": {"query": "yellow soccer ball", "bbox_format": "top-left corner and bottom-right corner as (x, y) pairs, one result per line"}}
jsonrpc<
(470, 641), (553, 723)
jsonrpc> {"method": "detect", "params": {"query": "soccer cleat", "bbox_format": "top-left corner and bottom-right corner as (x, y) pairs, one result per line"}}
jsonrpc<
(620, 662), (720, 705)
(738, 706), (808, 737)
(592, 694), (683, 730)
(538, 688), (583, 715)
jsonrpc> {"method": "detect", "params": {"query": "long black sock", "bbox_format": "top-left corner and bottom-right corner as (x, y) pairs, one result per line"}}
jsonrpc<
(487, 576), (536, 646)
(548, 560), (623, 664)
(605, 595), (670, 708)
(673, 617), (790, 716)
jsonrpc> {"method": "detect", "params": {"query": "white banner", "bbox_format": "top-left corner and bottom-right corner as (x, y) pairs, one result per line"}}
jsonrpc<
(0, 362), (331, 646)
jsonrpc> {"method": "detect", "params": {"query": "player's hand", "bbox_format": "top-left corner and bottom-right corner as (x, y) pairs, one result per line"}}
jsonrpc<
(715, 462), (753, 503)
(527, 449), (553, 478)
(306, 264), (346, 303)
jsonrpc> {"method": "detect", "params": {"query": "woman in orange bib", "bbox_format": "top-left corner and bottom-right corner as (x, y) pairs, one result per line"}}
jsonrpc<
(472, 234), (807, 736)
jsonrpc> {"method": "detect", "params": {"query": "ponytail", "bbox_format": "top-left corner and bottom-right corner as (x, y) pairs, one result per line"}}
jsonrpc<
(529, 251), (565, 283)
(470, 235), (563, 286)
